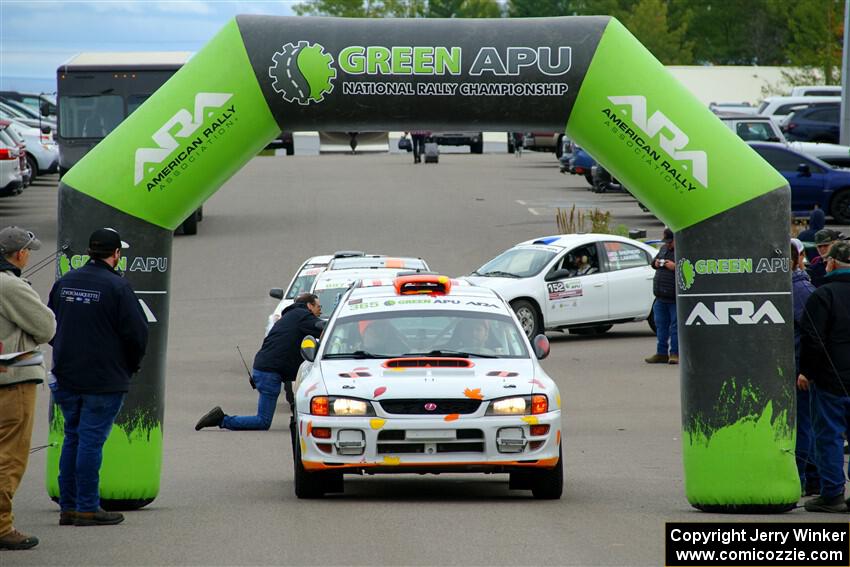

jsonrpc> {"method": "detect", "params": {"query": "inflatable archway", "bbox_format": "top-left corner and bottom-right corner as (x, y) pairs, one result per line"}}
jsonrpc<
(49, 15), (796, 512)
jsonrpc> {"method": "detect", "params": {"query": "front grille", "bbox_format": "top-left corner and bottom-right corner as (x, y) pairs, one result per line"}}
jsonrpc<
(380, 399), (481, 415)
(384, 358), (473, 368)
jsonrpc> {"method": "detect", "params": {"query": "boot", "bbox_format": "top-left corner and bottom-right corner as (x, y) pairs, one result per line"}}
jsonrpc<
(804, 494), (847, 513)
(668, 354), (679, 365)
(195, 406), (225, 430)
(59, 510), (77, 525)
(644, 354), (668, 364)
(74, 509), (124, 526)
(0, 528), (39, 550)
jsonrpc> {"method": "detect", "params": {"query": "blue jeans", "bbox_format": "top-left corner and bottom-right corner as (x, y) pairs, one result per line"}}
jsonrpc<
(653, 300), (678, 355)
(796, 387), (820, 489)
(221, 369), (282, 431)
(810, 385), (850, 498)
(53, 388), (125, 513)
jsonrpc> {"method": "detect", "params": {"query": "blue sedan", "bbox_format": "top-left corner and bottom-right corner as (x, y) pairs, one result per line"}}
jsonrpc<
(749, 142), (850, 224)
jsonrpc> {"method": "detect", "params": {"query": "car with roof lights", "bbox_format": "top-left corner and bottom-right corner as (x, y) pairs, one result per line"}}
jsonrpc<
(266, 252), (431, 334)
(291, 274), (562, 499)
(466, 234), (658, 338)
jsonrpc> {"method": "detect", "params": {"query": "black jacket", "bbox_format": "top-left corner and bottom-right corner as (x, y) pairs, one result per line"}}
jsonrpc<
(799, 270), (850, 396)
(253, 302), (324, 379)
(48, 259), (149, 394)
(652, 245), (676, 302)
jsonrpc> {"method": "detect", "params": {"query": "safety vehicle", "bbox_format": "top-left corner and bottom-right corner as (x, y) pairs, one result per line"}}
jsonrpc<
(466, 234), (658, 338)
(291, 274), (562, 499)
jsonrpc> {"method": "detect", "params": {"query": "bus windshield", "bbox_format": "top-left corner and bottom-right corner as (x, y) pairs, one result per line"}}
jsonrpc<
(59, 95), (123, 138)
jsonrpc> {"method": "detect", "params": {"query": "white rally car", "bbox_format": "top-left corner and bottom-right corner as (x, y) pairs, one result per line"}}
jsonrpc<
(266, 252), (429, 334)
(292, 274), (562, 499)
(465, 234), (659, 338)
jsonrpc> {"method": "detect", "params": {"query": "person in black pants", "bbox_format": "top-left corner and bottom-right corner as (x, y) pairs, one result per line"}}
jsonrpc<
(410, 130), (430, 163)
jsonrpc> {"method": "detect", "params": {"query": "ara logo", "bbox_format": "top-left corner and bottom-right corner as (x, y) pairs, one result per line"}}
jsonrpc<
(134, 93), (233, 185)
(269, 41), (336, 105)
(607, 95), (708, 188)
(685, 300), (785, 326)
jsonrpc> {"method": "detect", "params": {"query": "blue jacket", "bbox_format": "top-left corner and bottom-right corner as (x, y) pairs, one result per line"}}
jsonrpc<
(253, 302), (324, 379)
(48, 259), (149, 394)
(792, 269), (815, 373)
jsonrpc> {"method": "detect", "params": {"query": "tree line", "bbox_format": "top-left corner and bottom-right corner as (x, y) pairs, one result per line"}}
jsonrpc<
(293, 0), (844, 83)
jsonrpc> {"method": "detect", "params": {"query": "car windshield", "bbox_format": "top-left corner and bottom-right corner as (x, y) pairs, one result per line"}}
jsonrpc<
(475, 247), (557, 278)
(1, 100), (38, 119)
(285, 266), (325, 299)
(323, 310), (529, 359)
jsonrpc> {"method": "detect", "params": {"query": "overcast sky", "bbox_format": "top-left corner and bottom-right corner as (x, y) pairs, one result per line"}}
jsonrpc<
(1, 1), (297, 92)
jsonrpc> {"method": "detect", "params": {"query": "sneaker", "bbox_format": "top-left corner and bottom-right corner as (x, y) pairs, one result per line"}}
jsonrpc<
(644, 354), (669, 364)
(195, 406), (225, 430)
(59, 510), (77, 525)
(804, 494), (848, 513)
(668, 354), (679, 365)
(0, 528), (39, 550)
(74, 509), (124, 526)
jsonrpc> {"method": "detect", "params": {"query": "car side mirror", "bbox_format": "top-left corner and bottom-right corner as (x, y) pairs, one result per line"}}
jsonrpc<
(269, 287), (284, 299)
(301, 335), (319, 362)
(544, 269), (571, 282)
(40, 101), (51, 117)
(532, 334), (550, 360)
(797, 163), (811, 177)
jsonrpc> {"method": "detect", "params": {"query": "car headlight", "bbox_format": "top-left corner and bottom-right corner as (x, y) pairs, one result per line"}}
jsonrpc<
(486, 394), (549, 416)
(311, 396), (375, 416)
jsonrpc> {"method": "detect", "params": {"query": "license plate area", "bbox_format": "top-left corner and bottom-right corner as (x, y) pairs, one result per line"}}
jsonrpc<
(405, 429), (456, 440)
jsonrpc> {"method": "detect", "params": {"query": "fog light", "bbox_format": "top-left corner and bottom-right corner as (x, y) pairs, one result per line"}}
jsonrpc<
(497, 427), (526, 453)
(312, 427), (331, 439)
(335, 429), (366, 456)
(317, 443), (333, 454)
(530, 425), (550, 437)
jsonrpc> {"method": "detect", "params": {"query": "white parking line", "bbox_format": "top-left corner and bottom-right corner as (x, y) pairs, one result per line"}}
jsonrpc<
(527, 208), (542, 216)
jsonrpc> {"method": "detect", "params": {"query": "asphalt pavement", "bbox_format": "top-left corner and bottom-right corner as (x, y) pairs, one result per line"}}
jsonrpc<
(2, 151), (831, 566)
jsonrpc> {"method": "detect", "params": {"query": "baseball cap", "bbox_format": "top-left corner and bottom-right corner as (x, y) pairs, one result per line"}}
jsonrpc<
(0, 226), (42, 255)
(814, 229), (842, 246)
(827, 241), (850, 264)
(662, 228), (674, 242)
(790, 238), (805, 254)
(88, 228), (129, 253)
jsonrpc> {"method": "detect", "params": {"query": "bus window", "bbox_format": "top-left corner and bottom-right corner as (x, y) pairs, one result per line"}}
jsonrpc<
(128, 94), (151, 116)
(59, 95), (123, 138)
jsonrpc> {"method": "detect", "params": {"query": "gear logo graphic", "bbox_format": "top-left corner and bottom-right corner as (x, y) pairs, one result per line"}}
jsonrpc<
(677, 258), (695, 290)
(269, 41), (336, 105)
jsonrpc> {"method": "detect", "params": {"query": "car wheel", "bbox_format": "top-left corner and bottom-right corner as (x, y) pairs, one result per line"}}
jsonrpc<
(531, 443), (563, 500)
(26, 154), (38, 181)
(648, 300), (657, 333)
(830, 189), (850, 224)
(511, 299), (541, 339)
(555, 135), (564, 159)
(293, 430), (343, 499)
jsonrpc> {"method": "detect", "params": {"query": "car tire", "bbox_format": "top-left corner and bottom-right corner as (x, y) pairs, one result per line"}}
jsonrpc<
(26, 154), (38, 181)
(648, 300), (657, 334)
(179, 211), (199, 235)
(511, 299), (541, 339)
(830, 189), (850, 224)
(531, 443), (563, 500)
(584, 172), (594, 186)
(293, 430), (343, 499)
(555, 135), (564, 159)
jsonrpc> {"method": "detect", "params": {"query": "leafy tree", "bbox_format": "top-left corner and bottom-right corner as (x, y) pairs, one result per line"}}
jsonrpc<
(784, 0), (844, 84)
(294, 0), (500, 18)
(506, 0), (576, 17)
(621, 0), (693, 64)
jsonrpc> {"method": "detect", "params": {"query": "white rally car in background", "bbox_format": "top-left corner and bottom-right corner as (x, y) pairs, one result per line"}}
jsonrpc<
(465, 234), (658, 338)
(266, 252), (430, 334)
(292, 274), (562, 499)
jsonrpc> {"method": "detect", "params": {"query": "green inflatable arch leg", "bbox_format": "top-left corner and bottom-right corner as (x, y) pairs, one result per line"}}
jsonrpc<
(50, 16), (797, 512)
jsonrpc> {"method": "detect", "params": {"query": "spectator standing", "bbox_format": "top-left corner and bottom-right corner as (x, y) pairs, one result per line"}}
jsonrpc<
(0, 227), (55, 550)
(195, 293), (325, 432)
(798, 206), (826, 259)
(48, 228), (149, 527)
(808, 229), (843, 288)
(798, 240), (850, 513)
(790, 239), (819, 496)
(410, 130), (430, 164)
(645, 228), (678, 365)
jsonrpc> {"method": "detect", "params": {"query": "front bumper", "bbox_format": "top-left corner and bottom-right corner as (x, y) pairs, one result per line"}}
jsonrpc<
(297, 411), (561, 473)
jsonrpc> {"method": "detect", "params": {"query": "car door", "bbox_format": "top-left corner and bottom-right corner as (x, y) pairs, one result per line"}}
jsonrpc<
(543, 244), (608, 326)
(601, 241), (655, 319)
(752, 145), (827, 212)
